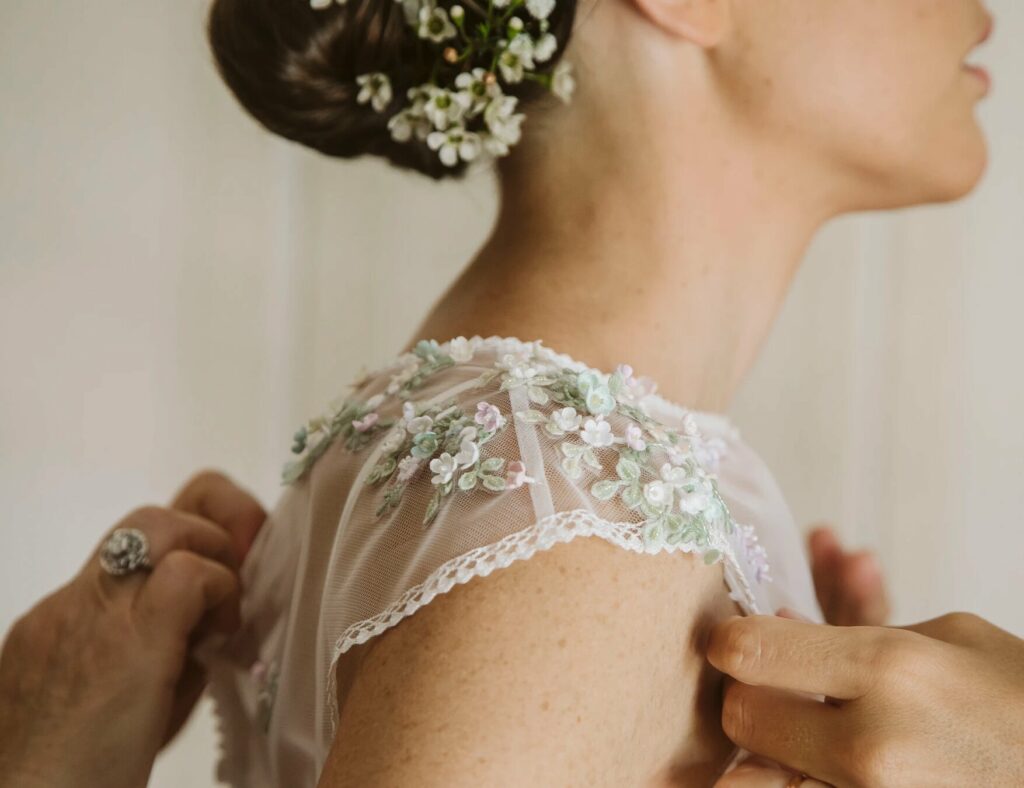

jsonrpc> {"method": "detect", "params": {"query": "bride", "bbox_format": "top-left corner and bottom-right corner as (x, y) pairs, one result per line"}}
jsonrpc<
(202, 0), (992, 784)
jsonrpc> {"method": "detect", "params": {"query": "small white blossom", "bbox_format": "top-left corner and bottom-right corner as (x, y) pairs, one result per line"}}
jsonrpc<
(475, 401), (506, 432)
(682, 412), (700, 437)
(448, 335), (477, 363)
(397, 455), (422, 482)
(482, 95), (525, 156)
(659, 462), (689, 486)
(450, 4), (464, 20)
(643, 480), (673, 508)
(526, 0), (555, 20)
(380, 427), (406, 454)
(429, 452), (459, 485)
(423, 86), (471, 131)
(533, 32), (557, 62)
(454, 437), (480, 468)
(547, 406), (582, 436)
(624, 423), (647, 452)
(418, 3), (457, 42)
(365, 393), (385, 410)
(427, 126), (482, 167)
(498, 35), (535, 83)
(679, 478), (714, 515)
(454, 68), (501, 116)
(406, 414), (434, 435)
(355, 72), (393, 112)
(388, 107), (431, 143)
(551, 59), (575, 103)
(581, 417), (615, 448)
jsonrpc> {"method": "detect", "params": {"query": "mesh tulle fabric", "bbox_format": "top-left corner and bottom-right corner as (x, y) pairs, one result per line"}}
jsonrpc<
(200, 337), (821, 787)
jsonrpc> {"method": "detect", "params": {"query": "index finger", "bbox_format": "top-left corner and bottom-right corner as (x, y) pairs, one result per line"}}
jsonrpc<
(170, 470), (267, 563)
(707, 615), (880, 699)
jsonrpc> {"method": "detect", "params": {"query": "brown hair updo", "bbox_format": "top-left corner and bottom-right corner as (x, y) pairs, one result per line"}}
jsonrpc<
(207, 0), (580, 180)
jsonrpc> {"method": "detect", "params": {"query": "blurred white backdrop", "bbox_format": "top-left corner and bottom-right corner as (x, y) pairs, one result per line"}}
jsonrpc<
(1, 1), (1020, 784)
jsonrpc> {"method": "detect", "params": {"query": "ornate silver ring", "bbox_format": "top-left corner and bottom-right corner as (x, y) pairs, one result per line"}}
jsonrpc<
(99, 527), (152, 576)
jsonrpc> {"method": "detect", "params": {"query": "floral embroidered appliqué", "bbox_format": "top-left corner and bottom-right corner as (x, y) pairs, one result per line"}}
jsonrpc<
(281, 336), (769, 578)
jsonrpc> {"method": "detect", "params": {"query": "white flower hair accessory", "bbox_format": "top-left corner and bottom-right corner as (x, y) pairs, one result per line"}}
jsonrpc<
(312, 0), (576, 168)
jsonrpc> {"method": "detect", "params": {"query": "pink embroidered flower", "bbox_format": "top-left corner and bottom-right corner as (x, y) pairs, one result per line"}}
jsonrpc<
(506, 460), (535, 489)
(352, 412), (380, 432)
(474, 401), (506, 432)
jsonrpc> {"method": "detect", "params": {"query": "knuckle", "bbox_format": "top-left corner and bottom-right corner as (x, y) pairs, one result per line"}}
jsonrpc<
(124, 504), (166, 527)
(939, 610), (985, 635)
(713, 617), (763, 676)
(720, 682), (755, 745)
(184, 468), (229, 492)
(847, 731), (902, 787)
(159, 549), (206, 581)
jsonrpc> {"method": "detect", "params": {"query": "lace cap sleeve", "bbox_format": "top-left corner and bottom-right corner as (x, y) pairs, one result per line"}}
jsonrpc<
(280, 336), (767, 733)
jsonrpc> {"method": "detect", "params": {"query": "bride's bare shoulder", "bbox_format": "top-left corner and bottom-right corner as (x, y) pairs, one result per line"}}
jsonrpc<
(321, 535), (739, 788)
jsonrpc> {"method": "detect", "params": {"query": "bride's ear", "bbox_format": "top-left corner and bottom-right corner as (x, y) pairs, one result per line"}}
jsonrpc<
(627, 0), (731, 47)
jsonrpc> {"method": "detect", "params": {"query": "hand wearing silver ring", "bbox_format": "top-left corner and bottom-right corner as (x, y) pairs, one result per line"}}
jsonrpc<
(0, 470), (266, 788)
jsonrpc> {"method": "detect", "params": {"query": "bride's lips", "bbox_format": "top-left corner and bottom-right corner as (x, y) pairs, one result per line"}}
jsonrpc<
(963, 14), (994, 93)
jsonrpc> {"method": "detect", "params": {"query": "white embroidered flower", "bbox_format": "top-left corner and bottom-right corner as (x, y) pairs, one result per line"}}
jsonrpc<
(418, 3), (457, 42)
(581, 417), (614, 448)
(526, 0), (555, 20)
(427, 126), (482, 167)
(659, 462), (689, 487)
(498, 351), (538, 383)
(448, 335), (477, 363)
(682, 412), (700, 437)
(365, 393), (385, 410)
(497, 35), (535, 83)
(482, 95), (525, 156)
(584, 386), (616, 417)
(352, 412), (379, 432)
(386, 356), (420, 394)
(551, 59), (575, 103)
(429, 452), (459, 485)
(397, 455), (422, 482)
(666, 443), (689, 466)
(379, 427), (406, 454)
(533, 32), (557, 62)
(474, 401), (506, 432)
(406, 414), (434, 435)
(643, 480), (673, 508)
(506, 460), (535, 489)
(678, 477), (714, 515)
(624, 423), (647, 452)
(355, 72), (393, 112)
(423, 86), (471, 131)
(454, 437), (480, 469)
(547, 406), (582, 436)
(691, 434), (726, 475)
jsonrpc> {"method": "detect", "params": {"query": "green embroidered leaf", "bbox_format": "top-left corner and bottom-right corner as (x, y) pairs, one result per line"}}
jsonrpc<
(481, 474), (507, 492)
(590, 480), (622, 501)
(561, 455), (582, 480)
(703, 549), (722, 565)
(515, 409), (548, 424)
(560, 441), (584, 458)
(480, 457), (506, 473)
(582, 448), (603, 471)
(424, 489), (442, 525)
(458, 471), (478, 491)
(621, 484), (643, 510)
(615, 457), (641, 482)
(527, 385), (550, 405)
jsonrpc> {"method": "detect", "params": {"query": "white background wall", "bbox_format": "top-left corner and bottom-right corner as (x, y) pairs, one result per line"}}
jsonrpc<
(1, 1), (1020, 784)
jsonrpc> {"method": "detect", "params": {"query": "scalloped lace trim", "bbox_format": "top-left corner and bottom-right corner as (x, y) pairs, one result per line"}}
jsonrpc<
(325, 508), (758, 733)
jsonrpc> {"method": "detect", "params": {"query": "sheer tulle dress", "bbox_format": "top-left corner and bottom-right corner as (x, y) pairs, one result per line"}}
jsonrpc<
(201, 336), (823, 786)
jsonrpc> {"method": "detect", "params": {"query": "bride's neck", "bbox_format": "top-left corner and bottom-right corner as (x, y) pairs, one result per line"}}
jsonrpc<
(414, 121), (831, 413)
